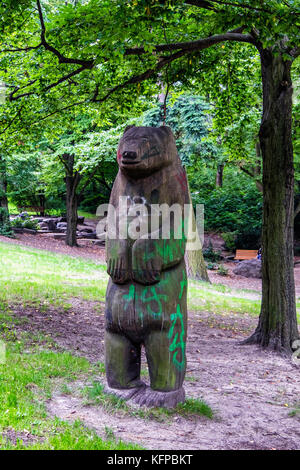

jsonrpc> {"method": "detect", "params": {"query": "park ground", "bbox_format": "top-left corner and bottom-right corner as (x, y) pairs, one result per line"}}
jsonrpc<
(0, 234), (299, 450)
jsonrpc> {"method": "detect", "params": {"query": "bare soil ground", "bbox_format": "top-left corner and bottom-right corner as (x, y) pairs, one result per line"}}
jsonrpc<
(2, 233), (300, 450)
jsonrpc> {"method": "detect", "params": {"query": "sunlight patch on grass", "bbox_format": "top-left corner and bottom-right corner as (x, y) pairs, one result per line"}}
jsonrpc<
(0, 242), (107, 308)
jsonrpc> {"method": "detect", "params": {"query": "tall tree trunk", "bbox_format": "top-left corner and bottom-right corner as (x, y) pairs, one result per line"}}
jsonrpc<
(216, 163), (224, 188)
(185, 178), (210, 282)
(63, 153), (81, 247)
(244, 49), (299, 353)
(66, 174), (80, 247)
(0, 156), (10, 229)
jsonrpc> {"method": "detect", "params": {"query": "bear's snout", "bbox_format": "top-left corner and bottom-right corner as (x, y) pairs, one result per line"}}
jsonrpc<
(122, 151), (138, 161)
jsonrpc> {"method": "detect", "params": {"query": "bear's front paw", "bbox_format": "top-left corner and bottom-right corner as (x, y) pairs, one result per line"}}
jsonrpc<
(132, 241), (162, 285)
(107, 255), (129, 284)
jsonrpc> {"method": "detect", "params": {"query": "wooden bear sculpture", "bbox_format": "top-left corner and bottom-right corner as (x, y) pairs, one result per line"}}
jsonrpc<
(105, 126), (189, 408)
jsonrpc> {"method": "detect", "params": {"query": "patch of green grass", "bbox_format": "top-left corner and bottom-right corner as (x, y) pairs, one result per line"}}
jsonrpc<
(83, 381), (213, 422)
(0, 340), (141, 450)
(0, 242), (107, 309)
(78, 210), (99, 220)
(175, 398), (213, 418)
(1, 240), (299, 322)
(188, 284), (261, 317)
(288, 403), (300, 417)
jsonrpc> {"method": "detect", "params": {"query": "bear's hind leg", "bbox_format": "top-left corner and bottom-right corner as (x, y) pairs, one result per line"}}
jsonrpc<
(105, 331), (145, 399)
(133, 331), (185, 408)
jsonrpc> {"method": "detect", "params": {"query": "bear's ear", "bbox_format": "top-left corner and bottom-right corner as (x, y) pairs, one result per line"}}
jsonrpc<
(123, 125), (135, 135)
(159, 126), (172, 135)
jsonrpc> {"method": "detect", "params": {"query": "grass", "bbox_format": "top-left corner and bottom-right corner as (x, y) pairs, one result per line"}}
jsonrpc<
(0, 242), (107, 308)
(0, 240), (299, 448)
(83, 380), (213, 421)
(289, 404), (300, 418)
(1, 240), (299, 319)
(0, 341), (140, 450)
(78, 210), (99, 220)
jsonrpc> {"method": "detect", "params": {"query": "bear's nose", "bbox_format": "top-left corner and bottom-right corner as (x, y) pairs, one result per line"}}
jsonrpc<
(122, 151), (137, 160)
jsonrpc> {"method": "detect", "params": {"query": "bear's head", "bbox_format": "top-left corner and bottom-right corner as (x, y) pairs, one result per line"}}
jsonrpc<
(117, 126), (179, 177)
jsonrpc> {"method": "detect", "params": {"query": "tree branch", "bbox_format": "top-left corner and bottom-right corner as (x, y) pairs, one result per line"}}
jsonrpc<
(95, 31), (256, 103)
(295, 200), (300, 219)
(185, 0), (272, 13)
(239, 164), (263, 192)
(36, 0), (94, 68)
(93, 49), (187, 102)
(0, 43), (42, 54)
(125, 32), (256, 56)
(78, 165), (100, 199)
(0, 106), (24, 136)
(9, 66), (86, 101)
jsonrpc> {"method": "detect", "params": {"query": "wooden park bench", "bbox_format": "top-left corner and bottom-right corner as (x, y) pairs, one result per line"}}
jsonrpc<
(234, 249), (258, 260)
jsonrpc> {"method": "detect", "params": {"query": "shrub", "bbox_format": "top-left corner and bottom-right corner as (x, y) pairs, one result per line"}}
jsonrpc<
(11, 214), (40, 231)
(234, 228), (261, 250)
(222, 231), (238, 251)
(217, 264), (228, 276)
(10, 217), (24, 228)
(203, 242), (222, 262)
(206, 261), (219, 270)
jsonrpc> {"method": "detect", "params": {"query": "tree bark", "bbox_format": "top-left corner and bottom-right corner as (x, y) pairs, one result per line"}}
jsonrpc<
(185, 178), (210, 282)
(244, 49), (299, 353)
(216, 163), (224, 187)
(66, 175), (79, 247)
(64, 154), (81, 247)
(0, 156), (10, 228)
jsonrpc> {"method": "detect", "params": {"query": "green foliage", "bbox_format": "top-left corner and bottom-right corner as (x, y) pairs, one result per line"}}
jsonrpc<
(0, 208), (12, 236)
(203, 242), (222, 262)
(234, 228), (261, 250)
(143, 94), (219, 165)
(217, 264), (229, 277)
(191, 167), (263, 235)
(10, 214), (40, 231)
(222, 231), (237, 251)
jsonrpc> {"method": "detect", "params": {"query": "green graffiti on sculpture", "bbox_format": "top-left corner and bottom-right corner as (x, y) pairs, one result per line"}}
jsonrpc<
(122, 269), (186, 371)
(167, 303), (186, 370)
(179, 269), (187, 300)
(140, 286), (168, 318)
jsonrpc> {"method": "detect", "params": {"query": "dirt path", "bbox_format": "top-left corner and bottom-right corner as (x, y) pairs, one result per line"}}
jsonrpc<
(12, 302), (300, 450)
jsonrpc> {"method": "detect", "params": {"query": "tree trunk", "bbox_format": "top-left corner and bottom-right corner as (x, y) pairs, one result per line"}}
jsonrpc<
(216, 163), (224, 188)
(66, 174), (79, 247)
(185, 177), (210, 282)
(244, 49), (299, 353)
(0, 156), (10, 229)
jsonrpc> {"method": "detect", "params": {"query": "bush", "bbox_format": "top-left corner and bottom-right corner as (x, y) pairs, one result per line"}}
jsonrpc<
(0, 208), (13, 237)
(10, 217), (24, 228)
(11, 214), (40, 231)
(206, 261), (219, 270)
(190, 167), (263, 235)
(23, 218), (40, 230)
(203, 242), (222, 262)
(217, 264), (228, 276)
(222, 231), (238, 251)
(222, 228), (261, 251)
(234, 228), (261, 250)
